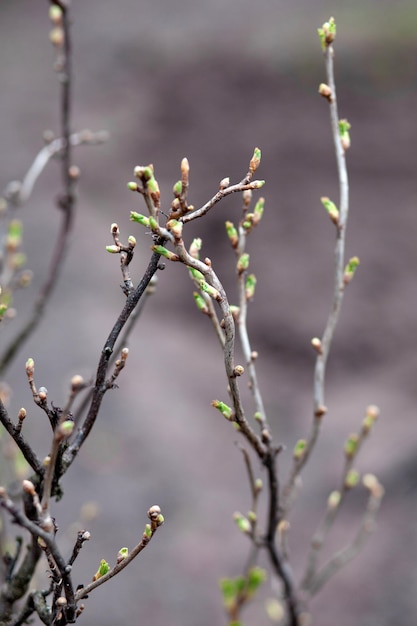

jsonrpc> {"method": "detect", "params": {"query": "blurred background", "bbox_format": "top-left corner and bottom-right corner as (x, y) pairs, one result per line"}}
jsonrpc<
(1, 1), (417, 625)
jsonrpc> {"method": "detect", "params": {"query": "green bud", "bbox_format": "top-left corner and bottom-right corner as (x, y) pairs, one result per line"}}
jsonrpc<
(200, 280), (220, 300)
(229, 305), (240, 320)
(247, 567), (266, 594)
(134, 165), (153, 180)
(173, 180), (182, 197)
(59, 420), (74, 437)
(166, 219), (183, 239)
(345, 469), (360, 489)
(145, 524), (152, 538)
(157, 514), (164, 525)
(237, 253), (250, 274)
(233, 512), (251, 534)
(193, 292), (209, 314)
(254, 478), (263, 492)
(344, 433), (359, 458)
(7, 220), (22, 249)
(93, 559), (110, 581)
(148, 217), (158, 231)
(130, 211), (150, 227)
(0, 303), (7, 320)
(242, 215), (253, 231)
(211, 399), (233, 420)
(245, 274), (256, 300)
(106, 245), (120, 254)
(344, 256), (360, 284)
(151, 245), (179, 261)
(189, 267), (205, 282)
(253, 197), (265, 224)
(253, 180), (265, 189)
(362, 405), (379, 433)
(339, 118), (351, 150)
(318, 17), (336, 51)
(117, 547), (129, 562)
(254, 411), (262, 423)
(127, 181), (139, 192)
(225, 221), (238, 248)
(189, 238), (202, 259)
(327, 490), (341, 509)
(293, 439), (307, 460)
(247, 510), (257, 523)
(249, 147), (261, 173)
(321, 196), (339, 224)
(128, 236), (136, 247)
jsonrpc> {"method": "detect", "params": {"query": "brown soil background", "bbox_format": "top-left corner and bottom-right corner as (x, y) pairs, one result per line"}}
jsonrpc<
(1, 2), (417, 625)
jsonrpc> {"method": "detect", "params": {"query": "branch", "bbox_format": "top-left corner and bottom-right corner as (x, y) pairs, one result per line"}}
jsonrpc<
(62, 250), (162, 470)
(282, 19), (350, 515)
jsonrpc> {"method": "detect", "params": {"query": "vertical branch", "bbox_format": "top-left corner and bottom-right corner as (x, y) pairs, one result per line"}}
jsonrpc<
(283, 18), (350, 514)
(0, 2), (76, 374)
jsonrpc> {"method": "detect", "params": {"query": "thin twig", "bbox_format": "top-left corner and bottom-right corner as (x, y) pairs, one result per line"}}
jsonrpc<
(282, 36), (350, 517)
(0, 399), (44, 476)
(307, 477), (384, 595)
(62, 250), (162, 470)
(75, 506), (164, 601)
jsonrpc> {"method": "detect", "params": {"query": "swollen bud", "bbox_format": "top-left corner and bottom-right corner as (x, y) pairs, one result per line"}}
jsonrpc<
(211, 400), (233, 421)
(249, 148), (261, 174)
(321, 196), (339, 225)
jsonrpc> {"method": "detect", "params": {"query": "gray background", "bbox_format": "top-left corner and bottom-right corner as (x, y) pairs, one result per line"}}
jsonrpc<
(1, 1), (417, 625)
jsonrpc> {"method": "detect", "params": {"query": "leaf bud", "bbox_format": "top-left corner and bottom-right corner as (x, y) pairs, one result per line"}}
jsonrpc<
(130, 211), (150, 227)
(193, 292), (209, 315)
(327, 490), (341, 509)
(106, 245), (120, 254)
(181, 157), (189, 178)
(233, 511), (251, 534)
(253, 197), (265, 224)
(211, 399), (233, 421)
(128, 235), (136, 248)
(233, 365), (244, 377)
(245, 274), (257, 300)
(166, 219), (183, 239)
(58, 420), (75, 438)
(318, 17), (336, 51)
(117, 547), (129, 563)
(344, 469), (360, 489)
(172, 180), (182, 197)
(22, 479), (36, 496)
(293, 439), (307, 460)
(321, 196), (339, 224)
(318, 83), (333, 101)
(49, 5), (63, 25)
(189, 238), (202, 259)
(93, 559), (110, 581)
(18, 407), (27, 421)
(38, 387), (48, 401)
(219, 177), (230, 190)
(249, 147), (261, 174)
(71, 375), (84, 391)
(127, 181), (139, 192)
(49, 27), (64, 47)
(344, 433), (359, 458)
(237, 253), (250, 274)
(225, 221), (238, 248)
(311, 337), (323, 354)
(343, 256), (360, 285)
(151, 245), (179, 262)
(199, 280), (220, 301)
